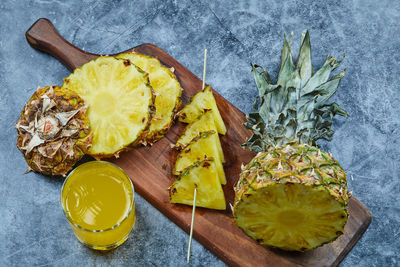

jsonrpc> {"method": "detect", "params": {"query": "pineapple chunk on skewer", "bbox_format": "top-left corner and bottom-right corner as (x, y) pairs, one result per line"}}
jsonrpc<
(170, 159), (226, 210)
(174, 131), (226, 185)
(177, 86), (226, 135)
(175, 110), (224, 163)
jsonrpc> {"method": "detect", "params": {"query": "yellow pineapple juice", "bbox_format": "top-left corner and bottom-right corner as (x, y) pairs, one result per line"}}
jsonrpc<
(61, 161), (135, 250)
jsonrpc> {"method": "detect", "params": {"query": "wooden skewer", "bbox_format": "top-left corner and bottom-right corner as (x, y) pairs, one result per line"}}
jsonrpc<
(202, 48), (207, 90)
(187, 48), (207, 264)
(187, 184), (197, 263)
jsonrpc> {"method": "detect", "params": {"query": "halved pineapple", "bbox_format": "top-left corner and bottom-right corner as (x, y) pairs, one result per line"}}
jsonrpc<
(62, 56), (154, 158)
(173, 131), (226, 184)
(234, 183), (348, 251)
(116, 52), (182, 143)
(170, 159), (226, 210)
(177, 86), (226, 135)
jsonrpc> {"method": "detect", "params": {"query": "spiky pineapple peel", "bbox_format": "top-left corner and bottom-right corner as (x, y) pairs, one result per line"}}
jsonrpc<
(244, 30), (348, 152)
(15, 86), (92, 176)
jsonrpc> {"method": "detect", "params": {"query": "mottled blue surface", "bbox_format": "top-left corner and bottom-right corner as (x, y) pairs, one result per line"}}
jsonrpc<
(1, 0), (399, 266)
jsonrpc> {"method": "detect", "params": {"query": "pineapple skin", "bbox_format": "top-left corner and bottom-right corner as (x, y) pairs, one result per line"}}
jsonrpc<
(233, 143), (349, 251)
(16, 86), (92, 176)
(116, 52), (182, 144)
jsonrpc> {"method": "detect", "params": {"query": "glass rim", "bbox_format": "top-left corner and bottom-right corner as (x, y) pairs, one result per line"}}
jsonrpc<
(60, 160), (135, 233)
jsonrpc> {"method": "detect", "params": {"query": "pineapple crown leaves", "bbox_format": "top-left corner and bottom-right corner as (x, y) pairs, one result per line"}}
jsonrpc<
(243, 30), (348, 152)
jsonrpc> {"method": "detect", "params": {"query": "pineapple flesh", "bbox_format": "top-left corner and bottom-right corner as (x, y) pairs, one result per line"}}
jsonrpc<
(170, 159), (226, 210)
(116, 52), (182, 143)
(15, 86), (92, 176)
(175, 110), (224, 162)
(234, 31), (349, 251)
(177, 85), (226, 135)
(62, 56), (154, 158)
(174, 131), (226, 185)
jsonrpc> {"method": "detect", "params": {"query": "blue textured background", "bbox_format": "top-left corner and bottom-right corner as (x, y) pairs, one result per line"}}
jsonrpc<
(1, 0), (399, 266)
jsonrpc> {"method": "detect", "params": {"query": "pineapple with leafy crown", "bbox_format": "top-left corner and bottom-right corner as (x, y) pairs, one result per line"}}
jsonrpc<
(62, 56), (155, 158)
(233, 31), (350, 251)
(16, 86), (92, 176)
(116, 53), (182, 144)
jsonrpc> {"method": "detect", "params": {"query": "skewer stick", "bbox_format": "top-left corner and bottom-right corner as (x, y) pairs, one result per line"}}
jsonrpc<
(202, 49), (207, 90)
(187, 184), (198, 263)
(187, 48), (207, 264)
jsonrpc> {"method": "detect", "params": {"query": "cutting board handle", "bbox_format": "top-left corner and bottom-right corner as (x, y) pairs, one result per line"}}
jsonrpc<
(26, 18), (98, 71)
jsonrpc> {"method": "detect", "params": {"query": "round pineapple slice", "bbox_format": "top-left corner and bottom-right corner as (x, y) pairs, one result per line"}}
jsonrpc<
(15, 86), (92, 176)
(62, 56), (154, 157)
(233, 144), (349, 251)
(116, 52), (182, 144)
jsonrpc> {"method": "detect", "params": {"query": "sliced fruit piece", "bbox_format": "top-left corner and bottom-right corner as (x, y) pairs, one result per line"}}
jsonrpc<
(175, 110), (224, 162)
(62, 56), (154, 158)
(177, 85), (226, 135)
(15, 86), (92, 176)
(170, 159), (226, 210)
(174, 131), (226, 184)
(116, 52), (182, 144)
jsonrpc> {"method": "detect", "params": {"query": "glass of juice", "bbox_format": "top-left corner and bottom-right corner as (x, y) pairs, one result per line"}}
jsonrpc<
(60, 161), (135, 250)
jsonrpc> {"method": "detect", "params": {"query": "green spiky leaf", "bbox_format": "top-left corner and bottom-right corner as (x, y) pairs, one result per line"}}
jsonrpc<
(244, 30), (348, 151)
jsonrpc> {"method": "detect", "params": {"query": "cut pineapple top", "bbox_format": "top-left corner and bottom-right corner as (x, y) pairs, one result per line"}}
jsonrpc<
(175, 110), (224, 162)
(174, 131), (226, 184)
(170, 159), (226, 210)
(234, 183), (347, 251)
(62, 56), (154, 157)
(177, 86), (226, 135)
(116, 52), (182, 143)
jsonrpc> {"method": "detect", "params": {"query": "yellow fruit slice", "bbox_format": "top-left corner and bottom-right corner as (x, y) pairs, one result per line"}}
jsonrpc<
(62, 56), (154, 157)
(170, 159), (226, 210)
(177, 86), (226, 135)
(175, 110), (224, 162)
(116, 52), (182, 143)
(174, 131), (226, 184)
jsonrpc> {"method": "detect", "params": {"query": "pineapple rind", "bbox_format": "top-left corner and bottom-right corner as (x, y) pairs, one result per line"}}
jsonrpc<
(16, 86), (92, 176)
(174, 131), (226, 184)
(116, 52), (182, 144)
(170, 159), (226, 210)
(62, 56), (155, 158)
(177, 86), (226, 135)
(175, 110), (225, 162)
(234, 143), (348, 251)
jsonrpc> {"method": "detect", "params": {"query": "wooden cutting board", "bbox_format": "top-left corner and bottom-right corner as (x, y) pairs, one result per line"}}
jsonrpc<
(26, 18), (372, 267)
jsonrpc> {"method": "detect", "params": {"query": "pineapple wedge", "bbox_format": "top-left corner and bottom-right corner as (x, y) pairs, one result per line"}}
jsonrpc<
(174, 131), (226, 184)
(175, 110), (224, 163)
(177, 86), (226, 135)
(62, 56), (154, 158)
(170, 159), (226, 210)
(116, 53), (182, 143)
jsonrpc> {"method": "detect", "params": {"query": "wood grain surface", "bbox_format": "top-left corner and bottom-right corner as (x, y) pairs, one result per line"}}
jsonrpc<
(26, 18), (372, 267)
